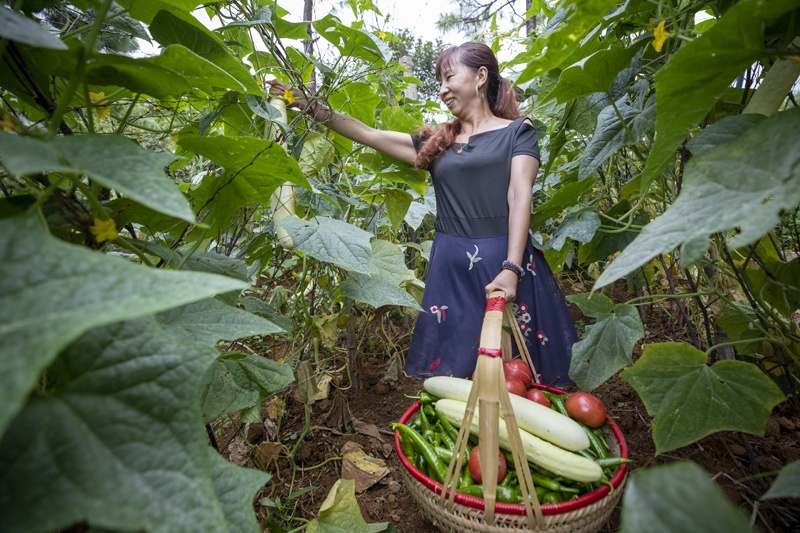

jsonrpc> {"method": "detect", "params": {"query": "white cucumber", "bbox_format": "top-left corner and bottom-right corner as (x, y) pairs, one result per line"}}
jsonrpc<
(423, 376), (589, 452)
(435, 398), (602, 483)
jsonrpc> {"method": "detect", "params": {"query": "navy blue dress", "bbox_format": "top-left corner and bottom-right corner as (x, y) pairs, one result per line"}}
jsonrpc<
(404, 118), (577, 387)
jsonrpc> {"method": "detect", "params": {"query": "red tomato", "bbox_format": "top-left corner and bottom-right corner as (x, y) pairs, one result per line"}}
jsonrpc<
(505, 378), (527, 397)
(524, 388), (551, 408)
(468, 445), (507, 484)
(565, 392), (608, 428)
(503, 359), (534, 386)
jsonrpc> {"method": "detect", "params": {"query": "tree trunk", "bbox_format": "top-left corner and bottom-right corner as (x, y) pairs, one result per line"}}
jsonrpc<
(304, 0), (316, 92)
(525, 0), (536, 36)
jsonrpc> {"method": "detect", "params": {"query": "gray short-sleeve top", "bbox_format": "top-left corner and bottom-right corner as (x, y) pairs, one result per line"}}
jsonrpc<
(411, 117), (540, 238)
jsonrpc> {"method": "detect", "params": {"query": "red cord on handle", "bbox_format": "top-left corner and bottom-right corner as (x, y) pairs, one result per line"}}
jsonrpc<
(485, 296), (505, 312)
(477, 347), (503, 358)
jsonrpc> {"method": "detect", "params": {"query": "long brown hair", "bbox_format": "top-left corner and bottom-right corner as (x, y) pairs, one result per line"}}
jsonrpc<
(415, 41), (522, 169)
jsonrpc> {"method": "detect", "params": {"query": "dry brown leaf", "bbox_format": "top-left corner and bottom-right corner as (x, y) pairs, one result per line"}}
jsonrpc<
(265, 396), (285, 421)
(352, 416), (384, 442)
(324, 389), (352, 431)
(340, 441), (390, 493)
(254, 441), (283, 465)
(293, 360), (318, 405)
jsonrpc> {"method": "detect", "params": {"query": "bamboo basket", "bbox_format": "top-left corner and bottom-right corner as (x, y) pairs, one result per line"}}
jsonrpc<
(395, 293), (629, 532)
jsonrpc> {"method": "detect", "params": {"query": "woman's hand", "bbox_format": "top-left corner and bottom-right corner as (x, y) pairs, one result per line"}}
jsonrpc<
(266, 80), (309, 110)
(485, 269), (519, 302)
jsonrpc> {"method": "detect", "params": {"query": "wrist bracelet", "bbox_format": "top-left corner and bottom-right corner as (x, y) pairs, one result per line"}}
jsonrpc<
(501, 260), (524, 280)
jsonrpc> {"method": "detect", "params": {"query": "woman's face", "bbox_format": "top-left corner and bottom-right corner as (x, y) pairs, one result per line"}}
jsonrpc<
(438, 62), (481, 116)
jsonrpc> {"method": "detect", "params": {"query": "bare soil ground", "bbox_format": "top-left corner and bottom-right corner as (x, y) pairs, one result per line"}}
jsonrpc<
(219, 281), (800, 532)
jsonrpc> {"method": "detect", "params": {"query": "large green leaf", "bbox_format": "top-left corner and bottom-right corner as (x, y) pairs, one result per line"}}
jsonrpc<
(148, 44), (249, 93)
(209, 449), (272, 532)
(686, 114), (766, 156)
(280, 216), (372, 274)
(566, 293), (643, 390)
(516, 0), (620, 84)
(595, 106), (800, 289)
(579, 91), (656, 181)
(0, 6), (67, 49)
(156, 298), (285, 345)
(0, 214), (247, 436)
(530, 180), (594, 230)
(715, 301), (764, 356)
(83, 52), (193, 98)
(329, 82), (382, 127)
(762, 461), (800, 500)
(116, 0), (206, 24)
(369, 239), (415, 285)
(180, 134), (310, 206)
(299, 132), (336, 177)
(0, 317), (267, 532)
(620, 342), (786, 454)
(313, 14), (388, 67)
(640, 0), (800, 189)
(0, 132), (195, 222)
(200, 352), (295, 423)
(305, 479), (371, 533)
(621, 462), (752, 533)
(545, 207), (601, 251)
(340, 272), (423, 311)
(541, 43), (639, 105)
(148, 9), (260, 94)
(383, 188), (413, 229)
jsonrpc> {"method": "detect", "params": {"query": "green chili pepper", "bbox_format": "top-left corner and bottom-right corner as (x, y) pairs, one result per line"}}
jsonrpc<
(393, 423), (448, 483)
(542, 491), (563, 504)
(458, 463), (474, 489)
(530, 472), (580, 494)
(459, 484), (521, 504)
(419, 391), (440, 405)
(434, 407), (460, 444)
(398, 431), (414, 461)
(417, 407), (436, 443)
(500, 471), (517, 487)
(580, 422), (611, 460)
(595, 457), (631, 468)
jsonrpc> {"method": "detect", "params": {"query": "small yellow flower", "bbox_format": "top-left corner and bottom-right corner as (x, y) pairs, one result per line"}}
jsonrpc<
(653, 20), (669, 52)
(96, 105), (111, 120)
(283, 89), (295, 104)
(395, 94), (402, 101)
(378, 31), (387, 40)
(89, 92), (111, 119)
(171, 130), (180, 143)
(89, 218), (117, 243)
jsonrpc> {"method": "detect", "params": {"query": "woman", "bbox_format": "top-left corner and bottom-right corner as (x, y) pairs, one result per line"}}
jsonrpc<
(269, 42), (576, 386)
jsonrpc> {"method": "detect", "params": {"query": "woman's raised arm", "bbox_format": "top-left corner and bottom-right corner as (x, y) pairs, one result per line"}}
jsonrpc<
(267, 81), (418, 165)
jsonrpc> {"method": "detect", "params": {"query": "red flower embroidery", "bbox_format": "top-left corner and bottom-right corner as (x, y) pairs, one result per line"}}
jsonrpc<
(429, 358), (441, 371)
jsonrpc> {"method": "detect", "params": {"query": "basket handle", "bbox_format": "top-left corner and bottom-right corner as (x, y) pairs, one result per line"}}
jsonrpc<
(440, 291), (544, 528)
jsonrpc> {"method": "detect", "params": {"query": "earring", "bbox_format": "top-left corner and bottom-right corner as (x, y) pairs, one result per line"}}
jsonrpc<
(475, 84), (483, 99)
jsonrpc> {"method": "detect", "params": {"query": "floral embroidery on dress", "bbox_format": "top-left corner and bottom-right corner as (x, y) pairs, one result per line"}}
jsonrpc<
(429, 358), (441, 371)
(511, 302), (532, 337)
(466, 245), (482, 271)
(430, 305), (448, 323)
(526, 255), (537, 276)
(537, 330), (549, 345)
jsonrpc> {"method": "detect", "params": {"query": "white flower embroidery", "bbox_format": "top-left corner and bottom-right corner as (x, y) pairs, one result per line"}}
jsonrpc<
(430, 305), (449, 323)
(466, 245), (482, 271)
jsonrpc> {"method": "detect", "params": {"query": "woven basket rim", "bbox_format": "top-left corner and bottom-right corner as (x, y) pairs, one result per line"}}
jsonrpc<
(395, 383), (629, 516)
